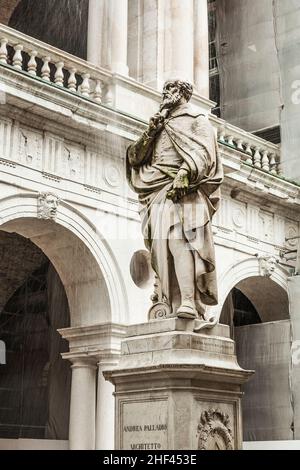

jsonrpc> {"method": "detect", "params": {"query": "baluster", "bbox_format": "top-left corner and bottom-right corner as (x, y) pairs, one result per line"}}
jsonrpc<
(261, 150), (270, 172)
(68, 67), (77, 92)
(269, 153), (277, 175)
(41, 56), (51, 81)
(27, 50), (37, 76)
(81, 73), (91, 97)
(94, 80), (102, 103)
(245, 143), (253, 165)
(103, 83), (114, 106)
(12, 44), (23, 70)
(275, 156), (281, 176)
(218, 130), (226, 144)
(236, 139), (244, 151)
(54, 61), (64, 86)
(227, 135), (234, 147)
(0, 38), (8, 64)
(253, 147), (262, 168)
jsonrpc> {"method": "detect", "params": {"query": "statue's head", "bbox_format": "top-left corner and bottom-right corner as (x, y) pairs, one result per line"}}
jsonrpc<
(161, 79), (193, 110)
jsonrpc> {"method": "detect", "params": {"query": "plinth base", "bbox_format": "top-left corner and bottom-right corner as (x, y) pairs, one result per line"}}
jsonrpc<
(105, 318), (253, 450)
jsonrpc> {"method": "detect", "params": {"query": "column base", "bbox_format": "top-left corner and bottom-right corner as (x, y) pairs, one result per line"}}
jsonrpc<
(105, 318), (253, 450)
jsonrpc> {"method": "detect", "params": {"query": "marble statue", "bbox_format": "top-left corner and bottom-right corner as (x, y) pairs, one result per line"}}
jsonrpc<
(127, 79), (223, 321)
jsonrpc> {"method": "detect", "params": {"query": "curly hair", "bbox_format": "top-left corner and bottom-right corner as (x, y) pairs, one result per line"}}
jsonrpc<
(163, 79), (194, 102)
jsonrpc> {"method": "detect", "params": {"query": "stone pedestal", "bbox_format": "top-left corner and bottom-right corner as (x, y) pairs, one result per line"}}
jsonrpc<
(105, 319), (253, 450)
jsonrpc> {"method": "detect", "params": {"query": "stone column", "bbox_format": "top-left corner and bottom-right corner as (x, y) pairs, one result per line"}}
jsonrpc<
(95, 359), (118, 450)
(87, 0), (129, 75)
(164, 0), (194, 83)
(68, 358), (97, 450)
(194, 0), (210, 97)
(108, 0), (129, 75)
(87, 0), (104, 65)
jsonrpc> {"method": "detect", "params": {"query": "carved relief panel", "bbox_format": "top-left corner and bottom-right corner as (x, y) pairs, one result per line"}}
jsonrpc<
(198, 409), (233, 450)
(0, 118), (12, 160)
(15, 124), (43, 169)
(61, 142), (85, 183)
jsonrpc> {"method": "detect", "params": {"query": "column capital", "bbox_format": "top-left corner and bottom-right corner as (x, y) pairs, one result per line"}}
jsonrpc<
(97, 354), (120, 369)
(62, 352), (98, 370)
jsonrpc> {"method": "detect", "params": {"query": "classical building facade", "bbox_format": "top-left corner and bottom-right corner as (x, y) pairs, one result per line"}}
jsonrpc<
(0, 0), (299, 450)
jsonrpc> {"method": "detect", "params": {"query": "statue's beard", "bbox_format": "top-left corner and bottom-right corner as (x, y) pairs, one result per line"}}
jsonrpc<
(160, 91), (182, 112)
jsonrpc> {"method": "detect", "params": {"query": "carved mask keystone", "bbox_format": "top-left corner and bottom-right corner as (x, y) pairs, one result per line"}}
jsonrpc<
(37, 192), (60, 220)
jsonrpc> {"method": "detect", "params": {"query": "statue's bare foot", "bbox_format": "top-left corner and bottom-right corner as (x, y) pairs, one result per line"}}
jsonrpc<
(177, 300), (197, 319)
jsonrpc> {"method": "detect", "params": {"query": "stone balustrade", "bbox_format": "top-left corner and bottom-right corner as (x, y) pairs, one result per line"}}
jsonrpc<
(0, 24), (281, 178)
(0, 24), (111, 105)
(210, 115), (281, 176)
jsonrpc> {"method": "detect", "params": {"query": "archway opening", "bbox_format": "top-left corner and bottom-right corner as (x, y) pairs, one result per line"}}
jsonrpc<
(7, 0), (89, 59)
(220, 276), (291, 442)
(0, 231), (71, 442)
(1, 217), (112, 328)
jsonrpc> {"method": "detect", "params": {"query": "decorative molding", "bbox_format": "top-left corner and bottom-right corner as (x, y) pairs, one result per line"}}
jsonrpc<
(0, 118), (12, 160)
(104, 162), (122, 188)
(42, 171), (62, 183)
(232, 204), (246, 229)
(198, 409), (233, 450)
(84, 184), (102, 194)
(0, 157), (16, 169)
(285, 222), (299, 248)
(148, 302), (173, 320)
(15, 124), (43, 169)
(62, 143), (85, 183)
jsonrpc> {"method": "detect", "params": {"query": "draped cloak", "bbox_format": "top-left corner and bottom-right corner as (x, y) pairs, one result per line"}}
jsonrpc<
(127, 103), (223, 313)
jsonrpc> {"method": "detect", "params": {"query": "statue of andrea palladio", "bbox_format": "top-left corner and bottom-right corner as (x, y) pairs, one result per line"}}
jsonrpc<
(127, 79), (223, 324)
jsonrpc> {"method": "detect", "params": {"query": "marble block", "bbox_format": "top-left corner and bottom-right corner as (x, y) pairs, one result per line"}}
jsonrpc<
(104, 319), (253, 450)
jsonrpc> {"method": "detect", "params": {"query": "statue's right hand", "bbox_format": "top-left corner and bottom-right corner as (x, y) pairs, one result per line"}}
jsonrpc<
(148, 113), (164, 133)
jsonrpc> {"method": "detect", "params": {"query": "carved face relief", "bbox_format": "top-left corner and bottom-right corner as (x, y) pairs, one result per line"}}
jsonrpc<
(38, 192), (60, 220)
(198, 409), (233, 451)
(257, 255), (278, 277)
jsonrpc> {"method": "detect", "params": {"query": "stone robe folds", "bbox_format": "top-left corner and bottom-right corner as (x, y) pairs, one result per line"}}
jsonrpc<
(127, 104), (223, 314)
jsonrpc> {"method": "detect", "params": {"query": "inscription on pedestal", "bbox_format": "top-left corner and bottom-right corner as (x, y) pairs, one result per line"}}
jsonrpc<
(120, 399), (168, 450)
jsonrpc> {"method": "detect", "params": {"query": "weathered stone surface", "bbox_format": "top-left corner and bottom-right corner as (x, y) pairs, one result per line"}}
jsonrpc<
(105, 319), (253, 450)
(126, 318), (230, 338)
(127, 80), (223, 324)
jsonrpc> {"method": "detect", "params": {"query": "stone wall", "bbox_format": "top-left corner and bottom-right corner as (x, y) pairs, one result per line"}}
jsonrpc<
(216, 0), (281, 132)
(274, 0), (300, 182)
(236, 320), (294, 441)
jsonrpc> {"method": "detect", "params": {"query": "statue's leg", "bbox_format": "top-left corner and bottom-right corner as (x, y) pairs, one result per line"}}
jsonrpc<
(169, 225), (198, 319)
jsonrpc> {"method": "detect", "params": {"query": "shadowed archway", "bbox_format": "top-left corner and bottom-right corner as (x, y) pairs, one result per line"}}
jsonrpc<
(220, 275), (291, 442)
(0, 231), (71, 441)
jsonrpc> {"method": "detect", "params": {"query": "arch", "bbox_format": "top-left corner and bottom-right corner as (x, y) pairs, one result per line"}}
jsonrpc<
(0, 0), (21, 25)
(0, 192), (128, 326)
(216, 255), (289, 317)
(218, 260), (292, 442)
(0, 249), (71, 440)
(235, 276), (289, 323)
